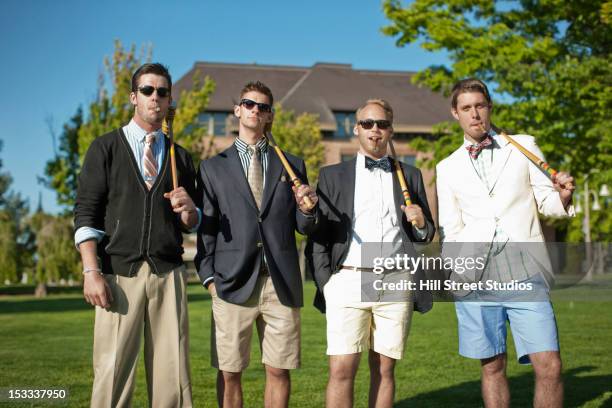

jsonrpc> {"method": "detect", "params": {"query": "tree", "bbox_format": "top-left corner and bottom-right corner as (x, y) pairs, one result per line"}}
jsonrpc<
(40, 108), (82, 211)
(271, 105), (325, 184)
(270, 105), (325, 275)
(29, 212), (81, 288)
(0, 140), (31, 284)
(382, 0), (611, 241)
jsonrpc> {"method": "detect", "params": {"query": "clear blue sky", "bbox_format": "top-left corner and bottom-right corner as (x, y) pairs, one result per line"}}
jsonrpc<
(1, 0), (447, 214)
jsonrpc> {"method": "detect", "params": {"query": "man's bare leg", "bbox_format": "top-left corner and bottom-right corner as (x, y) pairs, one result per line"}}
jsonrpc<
(264, 364), (290, 408)
(217, 370), (242, 408)
(481, 354), (509, 408)
(368, 350), (396, 408)
(327, 353), (361, 408)
(530, 351), (563, 408)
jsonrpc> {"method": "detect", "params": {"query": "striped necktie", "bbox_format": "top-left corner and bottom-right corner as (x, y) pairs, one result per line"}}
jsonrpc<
(247, 145), (263, 208)
(143, 133), (158, 190)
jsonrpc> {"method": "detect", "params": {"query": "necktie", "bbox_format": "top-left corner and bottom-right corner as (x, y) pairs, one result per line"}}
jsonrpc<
(466, 135), (493, 159)
(143, 133), (158, 190)
(365, 156), (393, 172)
(247, 145), (263, 208)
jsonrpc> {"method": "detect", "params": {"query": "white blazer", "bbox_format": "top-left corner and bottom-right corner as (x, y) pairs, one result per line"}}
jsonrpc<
(436, 133), (574, 285)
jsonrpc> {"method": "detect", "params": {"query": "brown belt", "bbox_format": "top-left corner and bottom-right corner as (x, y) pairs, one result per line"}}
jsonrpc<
(339, 265), (404, 273)
(339, 265), (375, 272)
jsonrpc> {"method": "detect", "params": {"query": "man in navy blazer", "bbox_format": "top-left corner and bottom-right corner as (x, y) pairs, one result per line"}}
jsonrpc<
(195, 81), (318, 408)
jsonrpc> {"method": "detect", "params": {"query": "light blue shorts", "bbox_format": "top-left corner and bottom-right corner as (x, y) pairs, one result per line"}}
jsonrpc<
(455, 298), (559, 364)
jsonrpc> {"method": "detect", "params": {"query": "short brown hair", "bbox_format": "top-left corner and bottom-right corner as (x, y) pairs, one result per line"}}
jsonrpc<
(451, 78), (491, 109)
(131, 63), (172, 92)
(356, 98), (394, 123)
(239, 81), (274, 105)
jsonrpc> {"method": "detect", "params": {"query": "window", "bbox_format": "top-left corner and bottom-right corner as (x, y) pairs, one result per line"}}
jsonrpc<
(398, 155), (416, 166)
(333, 112), (356, 138)
(198, 112), (230, 136)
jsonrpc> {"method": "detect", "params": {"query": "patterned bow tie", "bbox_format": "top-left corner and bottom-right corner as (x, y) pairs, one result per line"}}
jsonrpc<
(365, 156), (393, 172)
(466, 135), (493, 159)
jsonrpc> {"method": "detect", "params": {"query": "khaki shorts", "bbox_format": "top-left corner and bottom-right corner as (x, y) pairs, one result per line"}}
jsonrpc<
(324, 268), (414, 360)
(211, 275), (301, 372)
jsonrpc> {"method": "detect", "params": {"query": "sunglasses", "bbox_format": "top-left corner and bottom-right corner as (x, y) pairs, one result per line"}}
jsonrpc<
(138, 85), (170, 98)
(358, 119), (392, 130)
(240, 98), (272, 113)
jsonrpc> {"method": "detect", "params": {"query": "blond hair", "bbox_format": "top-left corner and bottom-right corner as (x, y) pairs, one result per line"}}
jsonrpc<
(356, 98), (394, 123)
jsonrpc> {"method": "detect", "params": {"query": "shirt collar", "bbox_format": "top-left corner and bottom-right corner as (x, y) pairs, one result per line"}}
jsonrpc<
(126, 119), (163, 143)
(235, 136), (268, 155)
(462, 128), (499, 148)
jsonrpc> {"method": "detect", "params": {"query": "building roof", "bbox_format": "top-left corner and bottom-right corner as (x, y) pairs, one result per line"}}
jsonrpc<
(173, 61), (451, 132)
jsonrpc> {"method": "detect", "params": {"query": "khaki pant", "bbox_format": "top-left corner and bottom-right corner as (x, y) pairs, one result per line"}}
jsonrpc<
(91, 263), (192, 408)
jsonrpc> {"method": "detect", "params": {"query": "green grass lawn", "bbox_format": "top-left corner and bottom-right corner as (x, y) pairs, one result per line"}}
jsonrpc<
(1, 279), (611, 407)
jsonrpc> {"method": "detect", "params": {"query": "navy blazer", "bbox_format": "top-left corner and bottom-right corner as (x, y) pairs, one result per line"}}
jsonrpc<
(306, 157), (435, 314)
(195, 144), (318, 308)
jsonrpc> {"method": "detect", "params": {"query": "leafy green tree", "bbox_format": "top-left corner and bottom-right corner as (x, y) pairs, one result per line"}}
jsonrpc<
(0, 140), (31, 284)
(29, 212), (81, 287)
(40, 108), (82, 211)
(271, 105), (325, 184)
(382, 0), (611, 241)
(270, 105), (325, 274)
(0, 210), (19, 284)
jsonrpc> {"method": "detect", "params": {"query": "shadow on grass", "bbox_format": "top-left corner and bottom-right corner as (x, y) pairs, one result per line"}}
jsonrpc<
(0, 296), (91, 314)
(0, 290), (211, 315)
(395, 366), (611, 407)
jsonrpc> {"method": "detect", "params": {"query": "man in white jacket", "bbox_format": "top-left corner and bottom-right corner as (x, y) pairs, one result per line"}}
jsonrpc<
(436, 78), (575, 408)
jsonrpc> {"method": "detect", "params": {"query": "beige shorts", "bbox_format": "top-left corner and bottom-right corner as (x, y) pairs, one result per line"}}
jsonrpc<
(211, 275), (301, 372)
(324, 268), (414, 359)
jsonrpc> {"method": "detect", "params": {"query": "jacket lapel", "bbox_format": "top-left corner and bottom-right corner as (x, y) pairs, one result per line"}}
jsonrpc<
(459, 147), (490, 195)
(260, 149), (283, 213)
(225, 145), (259, 211)
(341, 159), (356, 222)
(488, 135), (513, 193)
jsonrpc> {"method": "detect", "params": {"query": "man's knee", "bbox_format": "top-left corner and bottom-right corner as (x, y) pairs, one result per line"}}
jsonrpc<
(481, 354), (507, 377)
(370, 353), (396, 380)
(532, 352), (562, 381)
(329, 356), (359, 382)
(265, 365), (290, 381)
(219, 370), (242, 384)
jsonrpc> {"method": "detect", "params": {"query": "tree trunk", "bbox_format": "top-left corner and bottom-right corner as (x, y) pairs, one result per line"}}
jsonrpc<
(34, 282), (48, 297)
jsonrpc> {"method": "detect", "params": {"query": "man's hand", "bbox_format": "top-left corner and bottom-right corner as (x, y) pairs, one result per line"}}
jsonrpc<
(401, 204), (425, 229)
(164, 187), (198, 229)
(208, 282), (217, 297)
(292, 184), (318, 214)
(83, 272), (113, 309)
(552, 171), (575, 209)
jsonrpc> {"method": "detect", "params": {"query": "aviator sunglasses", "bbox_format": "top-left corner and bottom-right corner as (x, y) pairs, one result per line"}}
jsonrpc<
(138, 85), (170, 98)
(358, 119), (392, 130)
(240, 98), (272, 113)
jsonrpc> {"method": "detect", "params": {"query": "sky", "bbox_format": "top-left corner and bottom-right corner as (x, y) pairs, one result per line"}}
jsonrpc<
(1, 0), (448, 214)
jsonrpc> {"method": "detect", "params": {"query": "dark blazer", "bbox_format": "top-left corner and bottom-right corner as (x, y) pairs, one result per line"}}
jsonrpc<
(195, 144), (318, 308)
(306, 157), (435, 314)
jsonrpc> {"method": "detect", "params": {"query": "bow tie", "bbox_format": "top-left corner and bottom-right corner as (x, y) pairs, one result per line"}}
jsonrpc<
(466, 135), (493, 159)
(365, 156), (393, 172)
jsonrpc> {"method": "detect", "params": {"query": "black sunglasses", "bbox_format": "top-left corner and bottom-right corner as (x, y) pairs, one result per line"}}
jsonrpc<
(240, 98), (272, 113)
(358, 119), (392, 130)
(138, 85), (170, 98)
